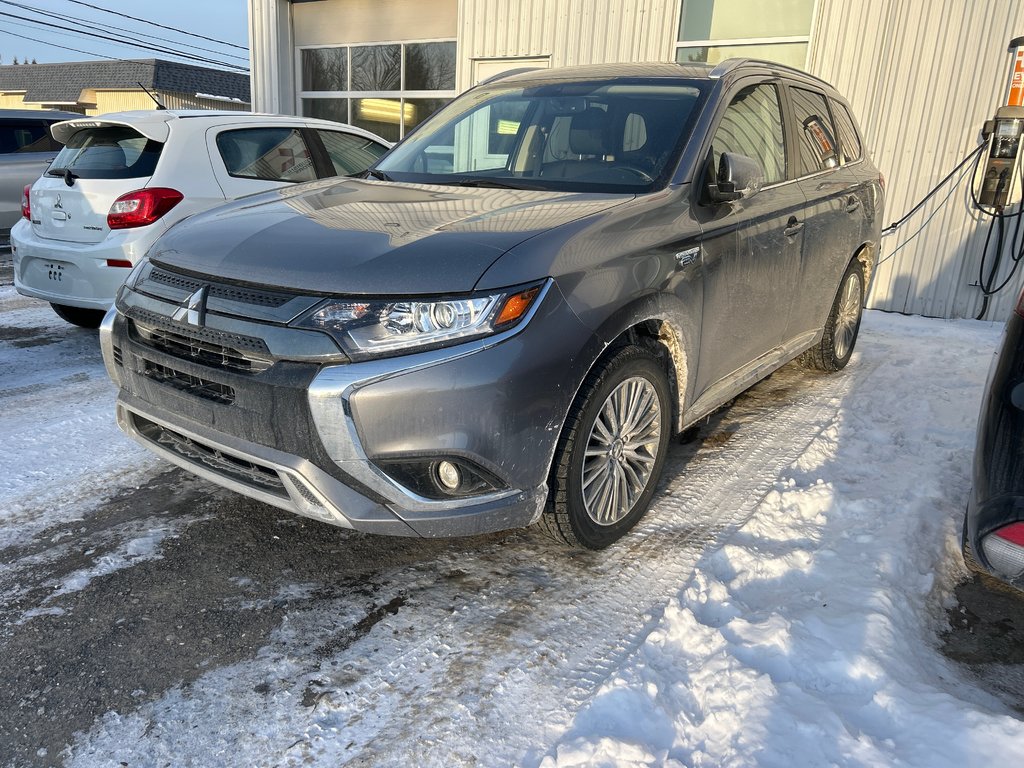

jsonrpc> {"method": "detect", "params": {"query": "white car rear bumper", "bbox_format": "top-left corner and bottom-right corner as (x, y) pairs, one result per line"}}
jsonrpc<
(11, 218), (161, 310)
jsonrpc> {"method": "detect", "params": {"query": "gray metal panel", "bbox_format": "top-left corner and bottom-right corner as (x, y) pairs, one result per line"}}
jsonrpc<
(458, 0), (679, 90)
(807, 0), (1024, 319)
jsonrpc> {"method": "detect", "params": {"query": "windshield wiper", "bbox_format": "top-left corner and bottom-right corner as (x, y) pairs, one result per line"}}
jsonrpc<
(46, 167), (79, 187)
(446, 177), (535, 190)
(361, 168), (395, 182)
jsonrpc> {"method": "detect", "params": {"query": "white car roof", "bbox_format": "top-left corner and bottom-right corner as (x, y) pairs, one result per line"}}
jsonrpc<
(49, 110), (391, 146)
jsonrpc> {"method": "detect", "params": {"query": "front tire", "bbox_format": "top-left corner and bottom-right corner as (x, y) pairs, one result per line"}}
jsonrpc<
(799, 259), (864, 372)
(540, 345), (672, 549)
(50, 303), (105, 329)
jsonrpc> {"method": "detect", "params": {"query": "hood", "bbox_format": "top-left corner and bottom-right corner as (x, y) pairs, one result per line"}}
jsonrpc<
(148, 178), (633, 295)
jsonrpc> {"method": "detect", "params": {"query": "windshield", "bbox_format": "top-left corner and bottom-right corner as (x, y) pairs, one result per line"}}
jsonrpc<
(47, 125), (162, 180)
(375, 79), (708, 192)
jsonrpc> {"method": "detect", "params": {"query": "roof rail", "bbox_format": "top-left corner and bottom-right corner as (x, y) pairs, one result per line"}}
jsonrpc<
(707, 58), (833, 88)
(477, 67), (544, 86)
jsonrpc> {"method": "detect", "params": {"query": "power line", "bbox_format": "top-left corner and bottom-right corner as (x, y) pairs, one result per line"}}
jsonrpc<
(0, 0), (249, 63)
(0, 15), (208, 70)
(0, 26), (117, 61)
(0, 10), (248, 71)
(60, 0), (248, 51)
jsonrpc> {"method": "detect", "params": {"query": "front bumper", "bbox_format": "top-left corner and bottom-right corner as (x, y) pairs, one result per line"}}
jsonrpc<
(100, 280), (600, 537)
(11, 218), (161, 310)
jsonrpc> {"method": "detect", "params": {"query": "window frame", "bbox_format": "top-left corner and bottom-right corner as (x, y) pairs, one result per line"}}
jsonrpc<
(215, 126), (322, 184)
(296, 38), (459, 140)
(784, 83), (840, 179)
(700, 78), (790, 196)
(672, 0), (819, 69)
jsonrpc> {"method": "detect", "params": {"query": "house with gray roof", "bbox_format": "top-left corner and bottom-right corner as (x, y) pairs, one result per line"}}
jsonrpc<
(0, 58), (250, 114)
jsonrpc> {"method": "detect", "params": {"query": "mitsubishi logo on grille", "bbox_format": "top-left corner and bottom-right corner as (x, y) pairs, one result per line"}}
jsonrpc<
(172, 285), (209, 327)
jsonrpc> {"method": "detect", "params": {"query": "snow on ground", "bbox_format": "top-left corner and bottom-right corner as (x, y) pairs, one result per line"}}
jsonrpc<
(4, 279), (1024, 766)
(541, 314), (1024, 767)
(0, 290), (161, 551)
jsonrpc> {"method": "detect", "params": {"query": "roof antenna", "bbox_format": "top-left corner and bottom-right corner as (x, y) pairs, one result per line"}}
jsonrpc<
(137, 82), (167, 110)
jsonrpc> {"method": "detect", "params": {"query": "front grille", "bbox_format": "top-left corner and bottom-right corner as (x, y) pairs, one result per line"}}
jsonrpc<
(148, 266), (294, 308)
(132, 414), (288, 498)
(143, 361), (236, 404)
(126, 308), (272, 373)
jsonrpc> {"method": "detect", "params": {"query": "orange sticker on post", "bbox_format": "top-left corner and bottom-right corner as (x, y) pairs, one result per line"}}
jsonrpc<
(1010, 49), (1024, 107)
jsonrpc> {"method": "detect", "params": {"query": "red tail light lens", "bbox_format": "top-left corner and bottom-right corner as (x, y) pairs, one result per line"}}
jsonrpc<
(107, 187), (183, 230)
(21, 185), (30, 220)
(995, 523), (1024, 546)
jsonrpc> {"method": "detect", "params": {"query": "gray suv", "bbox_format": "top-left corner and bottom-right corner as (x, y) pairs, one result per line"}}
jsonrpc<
(0, 109), (80, 247)
(100, 60), (883, 549)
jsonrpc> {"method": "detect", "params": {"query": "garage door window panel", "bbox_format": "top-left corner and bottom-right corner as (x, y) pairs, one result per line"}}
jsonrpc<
(676, 0), (814, 67)
(298, 40), (458, 141)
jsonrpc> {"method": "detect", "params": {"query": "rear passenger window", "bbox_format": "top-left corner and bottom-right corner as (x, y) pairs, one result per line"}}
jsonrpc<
(790, 87), (839, 175)
(831, 101), (862, 163)
(711, 83), (786, 184)
(316, 130), (387, 175)
(48, 126), (162, 178)
(217, 128), (316, 182)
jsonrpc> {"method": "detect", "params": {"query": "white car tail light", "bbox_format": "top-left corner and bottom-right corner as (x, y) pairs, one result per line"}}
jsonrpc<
(21, 184), (30, 220)
(981, 522), (1024, 579)
(107, 188), (184, 230)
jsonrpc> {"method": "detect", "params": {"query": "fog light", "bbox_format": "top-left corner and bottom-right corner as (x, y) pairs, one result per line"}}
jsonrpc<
(436, 460), (461, 491)
(981, 523), (1024, 580)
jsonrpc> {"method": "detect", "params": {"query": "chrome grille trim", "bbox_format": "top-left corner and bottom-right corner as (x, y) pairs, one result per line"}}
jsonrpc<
(126, 307), (272, 373)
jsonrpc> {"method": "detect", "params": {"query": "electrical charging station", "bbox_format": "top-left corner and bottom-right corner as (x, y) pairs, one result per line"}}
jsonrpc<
(979, 36), (1024, 208)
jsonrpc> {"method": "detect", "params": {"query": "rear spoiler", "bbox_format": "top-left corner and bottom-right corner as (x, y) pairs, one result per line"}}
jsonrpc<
(50, 118), (170, 145)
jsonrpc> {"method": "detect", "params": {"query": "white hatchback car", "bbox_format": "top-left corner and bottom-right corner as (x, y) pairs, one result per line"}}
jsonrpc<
(12, 110), (390, 327)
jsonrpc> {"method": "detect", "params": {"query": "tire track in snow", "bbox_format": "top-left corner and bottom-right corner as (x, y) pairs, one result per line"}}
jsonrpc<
(296, 361), (869, 767)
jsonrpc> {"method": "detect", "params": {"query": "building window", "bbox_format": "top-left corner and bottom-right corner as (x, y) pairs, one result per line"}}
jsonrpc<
(299, 40), (457, 142)
(675, 0), (815, 69)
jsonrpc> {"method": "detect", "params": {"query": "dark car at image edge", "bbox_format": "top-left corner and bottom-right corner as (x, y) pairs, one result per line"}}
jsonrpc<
(965, 286), (1024, 592)
(99, 59), (884, 550)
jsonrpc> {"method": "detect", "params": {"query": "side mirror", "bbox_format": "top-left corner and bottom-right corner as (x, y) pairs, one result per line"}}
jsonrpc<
(708, 152), (765, 203)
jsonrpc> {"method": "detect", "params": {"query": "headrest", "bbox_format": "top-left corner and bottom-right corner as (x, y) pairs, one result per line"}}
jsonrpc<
(568, 107), (611, 157)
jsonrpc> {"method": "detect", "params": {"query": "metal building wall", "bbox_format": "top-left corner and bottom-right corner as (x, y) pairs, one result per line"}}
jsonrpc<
(457, 0), (679, 89)
(808, 0), (1024, 319)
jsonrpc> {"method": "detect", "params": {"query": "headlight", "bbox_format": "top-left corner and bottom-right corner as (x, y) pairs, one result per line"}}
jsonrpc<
(293, 282), (544, 359)
(122, 257), (150, 291)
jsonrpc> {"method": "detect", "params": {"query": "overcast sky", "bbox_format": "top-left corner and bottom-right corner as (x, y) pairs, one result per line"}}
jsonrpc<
(0, 0), (249, 71)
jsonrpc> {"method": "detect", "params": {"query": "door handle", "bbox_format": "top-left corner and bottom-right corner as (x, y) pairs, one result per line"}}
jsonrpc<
(783, 217), (804, 237)
(845, 196), (861, 213)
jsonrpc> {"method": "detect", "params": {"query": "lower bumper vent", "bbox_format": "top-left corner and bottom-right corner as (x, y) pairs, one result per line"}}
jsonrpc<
(143, 361), (236, 404)
(132, 414), (288, 498)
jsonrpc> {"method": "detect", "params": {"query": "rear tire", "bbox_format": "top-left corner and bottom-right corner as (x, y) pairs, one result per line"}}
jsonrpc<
(539, 345), (672, 549)
(50, 303), (105, 329)
(799, 259), (864, 372)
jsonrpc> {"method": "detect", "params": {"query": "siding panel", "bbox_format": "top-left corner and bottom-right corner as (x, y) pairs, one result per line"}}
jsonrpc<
(458, 0), (678, 89)
(809, 0), (1024, 319)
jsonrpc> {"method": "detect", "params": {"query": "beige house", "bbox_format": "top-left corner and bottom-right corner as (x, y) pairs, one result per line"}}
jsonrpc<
(0, 58), (250, 115)
(248, 0), (1024, 320)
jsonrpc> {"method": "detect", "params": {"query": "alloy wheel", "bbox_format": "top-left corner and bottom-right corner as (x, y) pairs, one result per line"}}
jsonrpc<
(580, 376), (662, 526)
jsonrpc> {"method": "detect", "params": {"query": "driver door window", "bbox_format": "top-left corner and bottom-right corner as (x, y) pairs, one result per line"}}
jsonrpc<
(711, 83), (786, 184)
